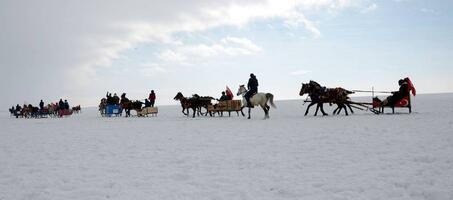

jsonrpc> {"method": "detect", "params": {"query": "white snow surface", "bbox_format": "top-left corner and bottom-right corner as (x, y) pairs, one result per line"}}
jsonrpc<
(1, 94), (453, 200)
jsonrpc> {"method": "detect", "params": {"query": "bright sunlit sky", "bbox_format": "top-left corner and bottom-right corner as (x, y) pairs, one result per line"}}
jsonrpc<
(1, 0), (452, 107)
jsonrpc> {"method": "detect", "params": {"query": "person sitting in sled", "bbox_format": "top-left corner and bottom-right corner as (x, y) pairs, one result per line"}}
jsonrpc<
(218, 91), (228, 101)
(381, 77), (415, 106)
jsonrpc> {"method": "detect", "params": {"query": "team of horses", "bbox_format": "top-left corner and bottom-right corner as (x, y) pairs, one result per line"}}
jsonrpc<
(299, 80), (355, 116)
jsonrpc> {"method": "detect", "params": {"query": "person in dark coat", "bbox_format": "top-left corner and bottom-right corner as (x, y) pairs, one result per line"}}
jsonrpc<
(112, 93), (120, 105)
(15, 104), (21, 112)
(218, 91), (228, 101)
(383, 79), (409, 106)
(120, 93), (129, 104)
(144, 99), (151, 107)
(244, 73), (258, 107)
(39, 100), (44, 110)
(106, 92), (114, 105)
(64, 100), (70, 109)
(58, 99), (65, 110)
(148, 90), (156, 107)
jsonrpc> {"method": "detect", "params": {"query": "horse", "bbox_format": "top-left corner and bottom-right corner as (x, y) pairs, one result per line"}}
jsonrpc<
(236, 85), (276, 119)
(299, 81), (354, 116)
(9, 108), (15, 117)
(121, 100), (143, 117)
(174, 92), (213, 118)
(72, 105), (81, 113)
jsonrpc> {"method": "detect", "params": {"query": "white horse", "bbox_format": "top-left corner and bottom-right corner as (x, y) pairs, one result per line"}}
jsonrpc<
(237, 85), (276, 119)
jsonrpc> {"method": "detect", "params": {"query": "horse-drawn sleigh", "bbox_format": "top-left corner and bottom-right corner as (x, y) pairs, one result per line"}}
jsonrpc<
(174, 92), (214, 118)
(300, 78), (415, 116)
(174, 86), (275, 119)
(99, 98), (158, 117)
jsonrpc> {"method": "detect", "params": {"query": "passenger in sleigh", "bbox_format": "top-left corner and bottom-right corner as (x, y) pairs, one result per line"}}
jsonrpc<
(375, 77), (415, 107)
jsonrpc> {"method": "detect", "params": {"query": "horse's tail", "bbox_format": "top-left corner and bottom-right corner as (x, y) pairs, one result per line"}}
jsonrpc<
(266, 93), (276, 108)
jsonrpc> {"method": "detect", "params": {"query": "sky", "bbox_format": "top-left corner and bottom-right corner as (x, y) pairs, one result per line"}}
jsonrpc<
(1, 0), (452, 108)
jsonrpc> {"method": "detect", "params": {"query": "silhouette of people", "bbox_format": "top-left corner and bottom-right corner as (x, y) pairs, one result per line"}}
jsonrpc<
(244, 73), (258, 107)
(218, 91), (228, 101)
(383, 78), (409, 106)
(39, 100), (44, 110)
(148, 90), (156, 107)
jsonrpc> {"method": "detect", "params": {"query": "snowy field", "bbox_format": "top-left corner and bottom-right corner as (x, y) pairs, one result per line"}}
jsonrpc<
(1, 93), (453, 200)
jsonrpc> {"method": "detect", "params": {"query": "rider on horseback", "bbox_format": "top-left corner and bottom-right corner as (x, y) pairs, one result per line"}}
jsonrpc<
(245, 73), (258, 108)
(120, 93), (129, 104)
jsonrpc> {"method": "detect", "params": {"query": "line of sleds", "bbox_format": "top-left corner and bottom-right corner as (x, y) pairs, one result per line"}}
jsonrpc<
(300, 77), (416, 116)
(10, 104), (81, 119)
(100, 103), (158, 117)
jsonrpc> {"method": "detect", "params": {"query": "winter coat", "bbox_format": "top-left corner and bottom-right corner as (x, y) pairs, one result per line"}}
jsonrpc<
(247, 77), (258, 92)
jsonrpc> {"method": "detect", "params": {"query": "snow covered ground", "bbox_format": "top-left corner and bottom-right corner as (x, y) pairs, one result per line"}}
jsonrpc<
(1, 93), (453, 200)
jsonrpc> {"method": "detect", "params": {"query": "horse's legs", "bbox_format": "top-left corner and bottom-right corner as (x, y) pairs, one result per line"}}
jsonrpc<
(260, 104), (269, 119)
(192, 107), (196, 118)
(347, 104), (354, 114)
(314, 104), (320, 116)
(319, 104), (328, 116)
(343, 105), (349, 116)
(305, 102), (316, 116)
(248, 107), (251, 119)
(333, 106), (340, 115)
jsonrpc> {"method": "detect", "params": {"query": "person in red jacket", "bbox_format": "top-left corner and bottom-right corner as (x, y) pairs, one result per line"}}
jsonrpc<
(148, 90), (156, 107)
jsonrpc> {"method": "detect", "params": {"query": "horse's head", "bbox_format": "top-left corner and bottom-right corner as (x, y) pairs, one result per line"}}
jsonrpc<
(174, 92), (184, 101)
(237, 85), (247, 96)
(299, 83), (310, 96)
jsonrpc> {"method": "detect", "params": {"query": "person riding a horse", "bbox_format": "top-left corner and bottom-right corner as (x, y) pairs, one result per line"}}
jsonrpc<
(245, 73), (258, 107)
(120, 93), (129, 104)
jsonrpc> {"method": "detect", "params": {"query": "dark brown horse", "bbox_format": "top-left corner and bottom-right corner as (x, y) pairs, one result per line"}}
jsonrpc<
(121, 100), (143, 117)
(299, 81), (354, 116)
(174, 92), (213, 118)
(72, 105), (81, 113)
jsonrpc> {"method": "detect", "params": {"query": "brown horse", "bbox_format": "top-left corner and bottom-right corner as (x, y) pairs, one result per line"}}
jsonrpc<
(72, 105), (81, 113)
(174, 92), (213, 118)
(121, 100), (143, 117)
(299, 81), (354, 116)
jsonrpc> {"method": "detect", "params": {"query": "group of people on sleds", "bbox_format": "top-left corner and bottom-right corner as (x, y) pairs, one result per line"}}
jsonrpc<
(10, 99), (75, 118)
(100, 90), (156, 116)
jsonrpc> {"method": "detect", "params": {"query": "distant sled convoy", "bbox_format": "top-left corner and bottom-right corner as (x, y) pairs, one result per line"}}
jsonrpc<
(9, 76), (416, 119)
(9, 99), (81, 118)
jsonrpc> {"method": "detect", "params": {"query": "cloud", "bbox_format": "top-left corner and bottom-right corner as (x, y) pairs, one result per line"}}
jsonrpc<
(420, 8), (437, 14)
(140, 63), (168, 77)
(157, 37), (262, 64)
(290, 70), (311, 76)
(361, 3), (378, 13)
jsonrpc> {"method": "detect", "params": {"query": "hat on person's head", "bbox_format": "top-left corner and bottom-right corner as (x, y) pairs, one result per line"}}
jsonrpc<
(250, 73), (255, 77)
(398, 79), (404, 85)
